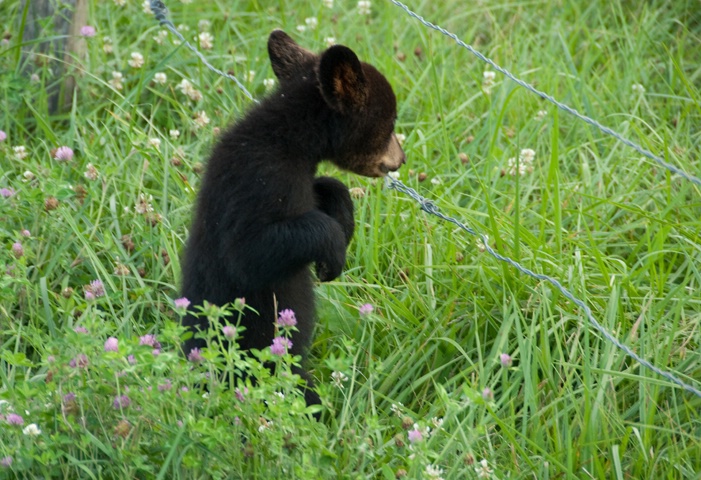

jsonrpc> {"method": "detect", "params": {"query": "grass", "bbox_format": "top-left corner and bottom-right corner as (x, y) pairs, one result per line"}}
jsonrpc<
(1, 0), (700, 478)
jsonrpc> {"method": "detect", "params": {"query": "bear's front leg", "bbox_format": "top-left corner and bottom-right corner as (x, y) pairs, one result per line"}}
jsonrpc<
(313, 176), (355, 245)
(222, 208), (348, 287)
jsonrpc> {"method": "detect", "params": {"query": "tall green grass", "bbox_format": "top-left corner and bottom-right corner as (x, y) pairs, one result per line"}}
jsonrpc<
(1, 0), (700, 478)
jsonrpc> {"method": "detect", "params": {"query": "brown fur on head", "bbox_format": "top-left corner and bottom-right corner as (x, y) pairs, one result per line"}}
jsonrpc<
(268, 30), (317, 84)
(267, 30), (405, 177)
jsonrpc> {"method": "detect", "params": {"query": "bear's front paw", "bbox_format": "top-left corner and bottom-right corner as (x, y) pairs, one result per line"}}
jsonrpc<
(314, 176), (355, 244)
(315, 255), (345, 282)
(315, 239), (346, 282)
(315, 262), (337, 282)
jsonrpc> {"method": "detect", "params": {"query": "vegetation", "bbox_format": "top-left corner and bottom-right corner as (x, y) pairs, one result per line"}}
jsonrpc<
(1, 0), (699, 478)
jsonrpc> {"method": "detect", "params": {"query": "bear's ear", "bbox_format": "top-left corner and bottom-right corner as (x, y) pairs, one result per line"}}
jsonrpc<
(318, 45), (368, 113)
(268, 30), (317, 83)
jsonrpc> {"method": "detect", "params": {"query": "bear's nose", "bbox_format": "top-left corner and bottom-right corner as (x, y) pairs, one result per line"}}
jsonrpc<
(390, 150), (406, 170)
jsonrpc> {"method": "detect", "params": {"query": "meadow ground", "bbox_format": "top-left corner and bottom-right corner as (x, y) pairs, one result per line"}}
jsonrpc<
(1, 0), (700, 478)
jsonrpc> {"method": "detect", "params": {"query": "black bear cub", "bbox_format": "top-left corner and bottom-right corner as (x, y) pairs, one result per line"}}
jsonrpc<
(180, 30), (405, 407)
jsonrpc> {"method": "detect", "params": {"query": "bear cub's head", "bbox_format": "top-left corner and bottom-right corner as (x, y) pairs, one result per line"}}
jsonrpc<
(268, 30), (405, 178)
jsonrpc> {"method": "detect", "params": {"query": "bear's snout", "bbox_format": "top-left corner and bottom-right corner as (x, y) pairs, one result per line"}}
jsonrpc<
(381, 133), (406, 173)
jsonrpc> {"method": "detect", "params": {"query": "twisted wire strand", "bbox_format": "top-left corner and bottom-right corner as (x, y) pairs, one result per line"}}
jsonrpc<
(389, 0), (701, 188)
(387, 177), (701, 398)
(146, 0), (701, 398)
(148, 0), (257, 103)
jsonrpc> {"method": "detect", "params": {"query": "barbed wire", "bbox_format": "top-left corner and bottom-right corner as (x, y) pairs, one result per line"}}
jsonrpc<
(389, 0), (701, 188)
(147, 0), (701, 398)
(148, 0), (257, 103)
(386, 177), (701, 398)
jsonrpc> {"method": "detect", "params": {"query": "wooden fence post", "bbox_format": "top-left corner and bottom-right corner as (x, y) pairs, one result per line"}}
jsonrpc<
(21, 0), (89, 113)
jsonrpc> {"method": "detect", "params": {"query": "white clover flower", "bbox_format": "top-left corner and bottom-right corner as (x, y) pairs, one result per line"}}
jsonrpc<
(390, 402), (403, 416)
(245, 70), (255, 83)
(153, 30), (168, 45)
(135, 193), (154, 214)
(506, 158), (524, 176)
(482, 70), (496, 94)
(425, 465), (445, 479)
(84, 163), (99, 181)
(357, 1), (371, 15)
(305, 17), (318, 29)
(113, 0), (125, 6)
(153, 72), (167, 84)
(142, 0), (152, 14)
(148, 138), (161, 150)
(349, 187), (365, 198)
(331, 371), (349, 388)
(30, 73), (40, 83)
(114, 262), (129, 275)
(129, 52), (145, 69)
(430, 177), (441, 185)
(475, 459), (493, 478)
(110, 71), (124, 90)
(430, 416), (444, 430)
(23, 171), (35, 181)
(189, 89), (203, 102)
(263, 78), (275, 90)
(198, 32), (214, 50)
(535, 109), (547, 120)
(395, 133), (406, 145)
(177, 78), (203, 102)
(169, 129), (181, 139)
(324, 36), (336, 47)
(520, 148), (535, 163)
(102, 37), (113, 54)
(323, 0), (334, 7)
(198, 19), (211, 32)
(387, 171), (400, 180)
(13, 146), (28, 160)
(257, 419), (272, 432)
(506, 148), (535, 176)
(23, 424), (41, 436)
(177, 78), (192, 93)
(632, 83), (645, 94)
(177, 24), (190, 32)
(476, 234), (489, 252)
(193, 111), (210, 129)
(295, 25), (307, 33)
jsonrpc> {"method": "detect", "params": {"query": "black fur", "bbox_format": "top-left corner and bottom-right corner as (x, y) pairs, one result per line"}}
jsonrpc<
(180, 31), (404, 408)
